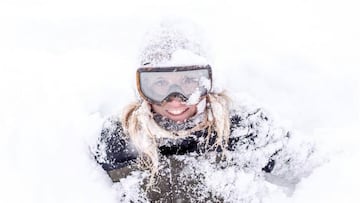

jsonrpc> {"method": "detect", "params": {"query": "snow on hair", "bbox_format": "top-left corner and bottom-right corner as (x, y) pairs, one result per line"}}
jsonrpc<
(121, 92), (231, 187)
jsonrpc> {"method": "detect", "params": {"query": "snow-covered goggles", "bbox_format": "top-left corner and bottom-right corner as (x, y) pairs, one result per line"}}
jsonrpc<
(136, 65), (212, 105)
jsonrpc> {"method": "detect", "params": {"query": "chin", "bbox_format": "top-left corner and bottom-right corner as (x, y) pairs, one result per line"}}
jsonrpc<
(168, 116), (188, 122)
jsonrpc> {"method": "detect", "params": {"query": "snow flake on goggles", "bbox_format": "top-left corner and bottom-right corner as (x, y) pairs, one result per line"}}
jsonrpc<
(136, 65), (212, 105)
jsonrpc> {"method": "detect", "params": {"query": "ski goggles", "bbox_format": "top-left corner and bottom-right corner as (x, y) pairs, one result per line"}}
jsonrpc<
(136, 65), (212, 105)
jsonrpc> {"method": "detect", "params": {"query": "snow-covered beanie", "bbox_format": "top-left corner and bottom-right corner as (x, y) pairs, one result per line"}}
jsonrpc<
(138, 20), (212, 67)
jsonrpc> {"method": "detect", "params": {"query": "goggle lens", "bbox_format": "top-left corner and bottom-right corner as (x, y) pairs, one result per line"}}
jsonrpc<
(137, 65), (212, 104)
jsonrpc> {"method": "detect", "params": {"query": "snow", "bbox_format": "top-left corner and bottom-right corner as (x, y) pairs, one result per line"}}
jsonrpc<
(151, 49), (209, 67)
(168, 49), (208, 66)
(0, 0), (359, 202)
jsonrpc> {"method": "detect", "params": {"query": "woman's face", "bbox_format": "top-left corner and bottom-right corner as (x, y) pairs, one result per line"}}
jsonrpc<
(151, 97), (197, 122)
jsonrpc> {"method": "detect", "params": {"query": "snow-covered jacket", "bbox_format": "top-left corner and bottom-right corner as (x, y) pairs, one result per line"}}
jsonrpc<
(94, 104), (316, 202)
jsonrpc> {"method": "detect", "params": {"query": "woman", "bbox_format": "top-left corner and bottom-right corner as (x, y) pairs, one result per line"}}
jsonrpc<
(94, 23), (317, 202)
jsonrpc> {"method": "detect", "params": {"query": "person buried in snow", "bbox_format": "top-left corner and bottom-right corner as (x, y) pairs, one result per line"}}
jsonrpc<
(93, 22), (318, 202)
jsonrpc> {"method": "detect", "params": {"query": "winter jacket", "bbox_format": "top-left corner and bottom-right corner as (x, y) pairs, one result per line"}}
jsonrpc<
(93, 105), (316, 202)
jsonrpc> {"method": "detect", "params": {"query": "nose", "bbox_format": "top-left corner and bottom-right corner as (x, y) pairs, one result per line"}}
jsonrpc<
(165, 96), (187, 108)
(167, 96), (183, 102)
(163, 92), (188, 102)
(164, 95), (182, 104)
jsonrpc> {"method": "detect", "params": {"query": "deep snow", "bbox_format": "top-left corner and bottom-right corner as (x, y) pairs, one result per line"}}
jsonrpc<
(0, 0), (359, 202)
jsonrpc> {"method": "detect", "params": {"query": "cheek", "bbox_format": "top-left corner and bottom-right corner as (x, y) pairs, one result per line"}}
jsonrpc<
(151, 104), (162, 114)
(151, 104), (171, 116)
(188, 105), (197, 115)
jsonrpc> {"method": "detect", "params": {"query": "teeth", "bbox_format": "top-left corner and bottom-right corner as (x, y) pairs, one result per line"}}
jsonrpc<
(167, 109), (186, 115)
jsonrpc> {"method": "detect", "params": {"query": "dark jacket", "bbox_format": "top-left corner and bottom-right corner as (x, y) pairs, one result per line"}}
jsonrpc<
(93, 106), (315, 202)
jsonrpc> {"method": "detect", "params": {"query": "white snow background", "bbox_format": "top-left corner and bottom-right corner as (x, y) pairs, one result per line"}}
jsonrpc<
(0, 0), (359, 202)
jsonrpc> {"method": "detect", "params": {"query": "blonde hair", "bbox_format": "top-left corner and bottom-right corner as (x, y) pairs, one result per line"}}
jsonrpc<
(121, 92), (231, 185)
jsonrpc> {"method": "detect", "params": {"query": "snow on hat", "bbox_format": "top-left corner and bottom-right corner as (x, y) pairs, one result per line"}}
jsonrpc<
(138, 19), (211, 67)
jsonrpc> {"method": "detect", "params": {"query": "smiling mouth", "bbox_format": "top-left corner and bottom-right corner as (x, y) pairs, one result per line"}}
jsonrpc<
(166, 108), (188, 116)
